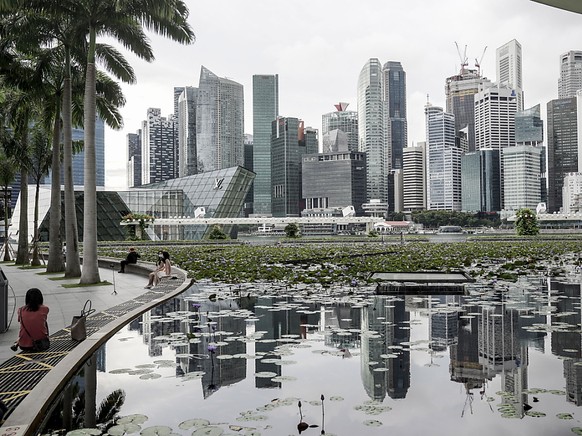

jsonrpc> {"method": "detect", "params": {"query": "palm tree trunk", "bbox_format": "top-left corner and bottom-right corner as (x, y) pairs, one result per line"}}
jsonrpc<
(31, 177), (41, 266)
(15, 168), (29, 265)
(80, 27), (100, 284)
(46, 111), (64, 272)
(63, 47), (81, 278)
(2, 186), (10, 262)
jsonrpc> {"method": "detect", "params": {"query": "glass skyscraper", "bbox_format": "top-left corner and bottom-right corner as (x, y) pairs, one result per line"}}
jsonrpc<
(177, 86), (198, 177)
(559, 51), (582, 98)
(141, 108), (178, 185)
(425, 104), (461, 211)
(357, 58), (386, 206)
(383, 61), (407, 171)
(196, 66), (244, 174)
(252, 74), (279, 215)
(547, 97), (578, 213)
(322, 103), (358, 153)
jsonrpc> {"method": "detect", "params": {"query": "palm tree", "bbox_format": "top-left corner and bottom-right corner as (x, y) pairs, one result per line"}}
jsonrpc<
(78, 0), (194, 284)
(0, 150), (15, 262)
(28, 123), (52, 265)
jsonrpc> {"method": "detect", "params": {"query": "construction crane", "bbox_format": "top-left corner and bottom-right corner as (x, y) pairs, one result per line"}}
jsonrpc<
(475, 46), (488, 77)
(455, 41), (468, 74)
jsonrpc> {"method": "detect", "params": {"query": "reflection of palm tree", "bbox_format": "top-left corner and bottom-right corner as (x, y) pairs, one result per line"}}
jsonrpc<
(45, 388), (125, 433)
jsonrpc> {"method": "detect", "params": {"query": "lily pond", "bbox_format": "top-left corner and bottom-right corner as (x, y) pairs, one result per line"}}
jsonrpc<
(41, 271), (582, 436)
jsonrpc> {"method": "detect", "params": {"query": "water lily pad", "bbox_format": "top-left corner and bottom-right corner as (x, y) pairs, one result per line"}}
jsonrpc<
(109, 368), (133, 374)
(191, 426), (224, 435)
(525, 411), (546, 417)
(558, 413), (574, 420)
(65, 430), (101, 436)
(329, 396), (344, 401)
(140, 373), (162, 380)
(140, 425), (173, 436)
(179, 419), (211, 430)
(571, 427), (582, 435)
(255, 372), (278, 378)
(271, 375), (296, 382)
(108, 423), (142, 435)
(118, 414), (149, 425)
(363, 420), (383, 427)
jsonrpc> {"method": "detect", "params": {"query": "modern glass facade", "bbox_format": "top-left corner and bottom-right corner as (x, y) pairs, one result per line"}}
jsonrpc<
(177, 86), (198, 177)
(547, 97), (578, 212)
(127, 132), (141, 188)
(462, 149), (501, 212)
(461, 152), (481, 212)
(140, 166), (255, 239)
(271, 118), (317, 217)
(425, 104), (461, 211)
(322, 105), (358, 152)
(197, 66), (244, 174)
(302, 150), (367, 215)
(252, 74), (279, 215)
(383, 61), (407, 171)
(515, 104), (543, 144)
(358, 59), (387, 206)
(15, 167), (254, 241)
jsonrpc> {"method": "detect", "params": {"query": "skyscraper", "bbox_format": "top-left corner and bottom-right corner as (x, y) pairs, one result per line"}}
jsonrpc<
(496, 39), (523, 111)
(357, 58), (387, 206)
(559, 51), (582, 98)
(383, 61), (408, 170)
(402, 143), (426, 211)
(547, 97), (578, 213)
(271, 117), (318, 217)
(127, 131), (141, 188)
(177, 86), (197, 177)
(445, 69), (492, 152)
(461, 149), (501, 212)
(502, 104), (545, 211)
(425, 104), (461, 211)
(474, 85), (518, 209)
(322, 103), (358, 152)
(141, 108), (178, 185)
(196, 66), (244, 173)
(252, 74), (279, 215)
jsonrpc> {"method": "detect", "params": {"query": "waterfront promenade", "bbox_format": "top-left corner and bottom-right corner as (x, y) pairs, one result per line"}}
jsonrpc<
(0, 260), (192, 435)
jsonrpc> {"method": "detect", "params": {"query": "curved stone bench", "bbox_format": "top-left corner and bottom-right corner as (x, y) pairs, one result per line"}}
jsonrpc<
(0, 263), (193, 435)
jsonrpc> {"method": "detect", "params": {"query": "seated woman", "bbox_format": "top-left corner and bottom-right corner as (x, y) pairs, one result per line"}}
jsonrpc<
(15, 288), (49, 352)
(145, 251), (172, 289)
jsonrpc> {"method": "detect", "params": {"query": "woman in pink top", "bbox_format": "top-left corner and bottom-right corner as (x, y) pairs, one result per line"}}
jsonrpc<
(16, 288), (49, 352)
(144, 251), (172, 289)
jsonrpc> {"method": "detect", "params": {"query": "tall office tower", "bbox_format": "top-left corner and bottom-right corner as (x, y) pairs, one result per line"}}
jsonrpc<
(357, 58), (387, 207)
(402, 142), (426, 211)
(252, 74), (279, 215)
(425, 104), (461, 211)
(177, 86), (198, 177)
(243, 134), (254, 216)
(271, 117), (318, 217)
(559, 51), (582, 98)
(502, 104), (545, 211)
(474, 85), (517, 209)
(383, 61), (407, 170)
(302, 144), (367, 216)
(461, 149), (501, 212)
(321, 102), (358, 152)
(127, 131), (141, 188)
(547, 97), (578, 213)
(445, 69), (492, 153)
(577, 90), (582, 172)
(173, 86), (185, 117)
(196, 66), (244, 173)
(387, 169), (403, 212)
(141, 108), (178, 184)
(496, 39), (524, 111)
(474, 86), (518, 150)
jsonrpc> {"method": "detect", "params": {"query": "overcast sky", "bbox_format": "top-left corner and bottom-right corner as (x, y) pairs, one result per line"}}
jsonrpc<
(103, 0), (582, 189)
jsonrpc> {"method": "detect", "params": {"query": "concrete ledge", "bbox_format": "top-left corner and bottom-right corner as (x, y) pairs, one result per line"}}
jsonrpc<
(1, 266), (193, 435)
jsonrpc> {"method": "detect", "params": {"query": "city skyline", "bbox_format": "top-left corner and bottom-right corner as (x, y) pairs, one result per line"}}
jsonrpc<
(103, 0), (582, 189)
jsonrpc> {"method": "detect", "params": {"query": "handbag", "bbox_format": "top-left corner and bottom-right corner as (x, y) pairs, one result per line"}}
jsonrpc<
(71, 299), (95, 341)
(19, 311), (50, 352)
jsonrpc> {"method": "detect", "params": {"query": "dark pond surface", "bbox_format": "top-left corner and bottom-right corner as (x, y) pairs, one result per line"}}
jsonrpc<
(41, 273), (582, 435)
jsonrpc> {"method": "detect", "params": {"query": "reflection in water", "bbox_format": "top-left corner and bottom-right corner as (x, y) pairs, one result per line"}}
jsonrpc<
(40, 275), (582, 435)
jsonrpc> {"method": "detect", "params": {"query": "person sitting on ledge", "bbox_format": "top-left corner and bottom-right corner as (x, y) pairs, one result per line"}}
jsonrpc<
(119, 247), (140, 273)
(144, 251), (171, 289)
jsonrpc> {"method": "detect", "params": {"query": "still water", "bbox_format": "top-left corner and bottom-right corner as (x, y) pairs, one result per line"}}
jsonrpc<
(42, 275), (582, 435)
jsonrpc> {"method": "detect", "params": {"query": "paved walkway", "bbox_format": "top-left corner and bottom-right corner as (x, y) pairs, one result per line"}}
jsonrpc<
(0, 260), (192, 435)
